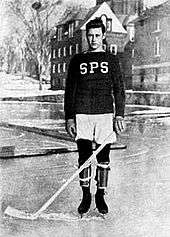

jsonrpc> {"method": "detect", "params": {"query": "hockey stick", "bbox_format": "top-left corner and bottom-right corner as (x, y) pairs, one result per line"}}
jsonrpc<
(4, 132), (115, 220)
(0, 143), (126, 159)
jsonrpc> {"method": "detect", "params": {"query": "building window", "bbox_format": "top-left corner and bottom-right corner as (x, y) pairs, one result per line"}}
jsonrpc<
(132, 49), (135, 58)
(155, 68), (159, 82)
(101, 15), (112, 32)
(57, 27), (62, 41)
(140, 20), (144, 27)
(52, 49), (56, 59)
(75, 20), (79, 28)
(106, 19), (112, 32)
(129, 26), (135, 42)
(58, 64), (61, 73)
(140, 69), (145, 88)
(69, 45), (73, 55)
(58, 48), (61, 58)
(101, 15), (107, 29)
(63, 47), (66, 57)
(157, 20), (161, 31)
(154, 37), (160, 57)
(63, 78), (66, 87)
(103, 44), (107, 51)
(69, 22), (74, 38)
(63, 63), (66, 73)
(110, 44), (117, 55)
(153, 19), (161, 32)
(76, 44), (79, 54)
(52, 64), (55, 73)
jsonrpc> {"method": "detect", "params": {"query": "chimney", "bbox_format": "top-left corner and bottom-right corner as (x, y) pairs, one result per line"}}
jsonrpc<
(96, 0), (111, 5)
(138, 0), (144, 15)
(96, 0), (104, 4)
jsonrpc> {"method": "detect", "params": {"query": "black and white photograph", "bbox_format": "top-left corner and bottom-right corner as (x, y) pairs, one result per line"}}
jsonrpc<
(0, 0), (170, 236)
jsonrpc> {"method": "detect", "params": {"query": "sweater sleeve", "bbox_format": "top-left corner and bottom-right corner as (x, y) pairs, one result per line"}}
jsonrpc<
(111, 55), (125, 117)
(64, 55), (77, 120)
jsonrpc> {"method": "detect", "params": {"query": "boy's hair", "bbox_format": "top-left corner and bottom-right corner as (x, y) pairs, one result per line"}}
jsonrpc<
(86, 17), (106, 34)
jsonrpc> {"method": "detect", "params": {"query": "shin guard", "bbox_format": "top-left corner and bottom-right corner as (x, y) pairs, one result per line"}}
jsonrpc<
(79, 165), (92, 187)
(95, 163), (110, 189)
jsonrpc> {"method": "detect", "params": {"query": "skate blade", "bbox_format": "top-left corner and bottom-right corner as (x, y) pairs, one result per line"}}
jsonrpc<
(98, 213), (107, 219)
(78, 209), (106, 220)
(93, 208), (108, 219)
(78, 210), (89, 219)
(4, 206), (38, 220)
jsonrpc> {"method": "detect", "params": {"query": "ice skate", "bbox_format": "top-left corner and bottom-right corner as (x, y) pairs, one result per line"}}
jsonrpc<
(78, 187), (91, 217)
(95, 189), (108, 215)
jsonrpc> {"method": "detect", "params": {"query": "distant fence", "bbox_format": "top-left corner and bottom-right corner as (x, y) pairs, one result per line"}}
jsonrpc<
(126, 90), (170, 107)
(1, 90), (170, 107)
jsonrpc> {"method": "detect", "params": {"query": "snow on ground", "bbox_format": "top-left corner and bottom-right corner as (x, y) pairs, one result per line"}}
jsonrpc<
(0, 72), (64, 98)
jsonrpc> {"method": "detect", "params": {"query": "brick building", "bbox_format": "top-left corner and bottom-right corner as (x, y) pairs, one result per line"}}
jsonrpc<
(132, 0), (170, 91)
(50, 0), (147, 90)
(96, 0), (143, 15)
(50, 2), (129, 89)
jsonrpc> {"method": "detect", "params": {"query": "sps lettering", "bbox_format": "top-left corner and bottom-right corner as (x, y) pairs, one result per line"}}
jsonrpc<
(80, 62), (108, 75)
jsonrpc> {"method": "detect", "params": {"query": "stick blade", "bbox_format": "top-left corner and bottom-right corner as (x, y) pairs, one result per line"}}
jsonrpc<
(110, 143), (127, 150)
(4, 206), (37, 220)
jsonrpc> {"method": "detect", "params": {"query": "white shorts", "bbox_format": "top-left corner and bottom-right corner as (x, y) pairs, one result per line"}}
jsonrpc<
(75, 113), (116, 144)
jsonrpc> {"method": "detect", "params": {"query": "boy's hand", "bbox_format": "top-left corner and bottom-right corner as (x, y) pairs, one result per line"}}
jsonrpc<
(65, 119), (76, 138)
(113, 116), (125, 134)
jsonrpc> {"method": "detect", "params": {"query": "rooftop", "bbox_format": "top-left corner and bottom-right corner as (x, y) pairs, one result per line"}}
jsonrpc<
(132, 0), (170, 23)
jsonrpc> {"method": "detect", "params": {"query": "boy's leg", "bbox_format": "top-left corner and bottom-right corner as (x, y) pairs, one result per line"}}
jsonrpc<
(95, 143), (111, 214)
(94, 113), (115, 214)
(77, 139), (93, 215)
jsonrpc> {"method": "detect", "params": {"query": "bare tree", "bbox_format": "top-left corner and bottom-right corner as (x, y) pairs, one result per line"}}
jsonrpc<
(3, 35), (18, 74)
(0, 46), (5, 71)
(6, 0), (64, 90)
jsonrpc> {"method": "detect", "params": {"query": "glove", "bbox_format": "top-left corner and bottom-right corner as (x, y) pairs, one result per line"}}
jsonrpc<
(113, 116), (125, 134)
(65, 119), (76, 138)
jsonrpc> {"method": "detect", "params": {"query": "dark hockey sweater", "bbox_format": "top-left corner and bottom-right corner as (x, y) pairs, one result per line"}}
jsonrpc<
(64, 51), (125, 120)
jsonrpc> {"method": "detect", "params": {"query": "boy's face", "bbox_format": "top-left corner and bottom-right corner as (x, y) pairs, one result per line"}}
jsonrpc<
(86, 27), (105, 51)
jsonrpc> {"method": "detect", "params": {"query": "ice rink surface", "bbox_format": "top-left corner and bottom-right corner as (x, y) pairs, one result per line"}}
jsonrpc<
(0, 114), (170, 237)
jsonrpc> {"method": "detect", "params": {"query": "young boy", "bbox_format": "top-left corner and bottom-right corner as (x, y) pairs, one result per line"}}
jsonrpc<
(64, 18), (125, 215)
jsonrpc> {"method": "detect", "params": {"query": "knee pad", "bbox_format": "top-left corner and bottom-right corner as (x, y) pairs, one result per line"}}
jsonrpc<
(95, 162), (110, 189)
